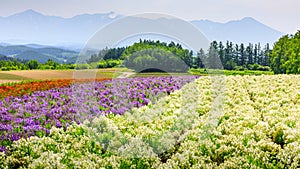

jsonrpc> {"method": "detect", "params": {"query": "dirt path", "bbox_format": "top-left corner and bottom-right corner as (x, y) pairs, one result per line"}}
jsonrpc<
(117, 72), (135, 78)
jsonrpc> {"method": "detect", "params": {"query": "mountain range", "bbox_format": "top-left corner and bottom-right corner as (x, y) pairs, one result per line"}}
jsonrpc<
(191, 17), (283, 46)
(0, 9), (284, 49)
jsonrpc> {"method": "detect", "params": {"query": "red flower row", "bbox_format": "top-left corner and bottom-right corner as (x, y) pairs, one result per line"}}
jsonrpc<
(0, 78), (111, 99)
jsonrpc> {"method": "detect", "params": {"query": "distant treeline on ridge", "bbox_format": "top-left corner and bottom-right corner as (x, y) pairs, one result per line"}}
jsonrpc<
(0, 30), (299, 74)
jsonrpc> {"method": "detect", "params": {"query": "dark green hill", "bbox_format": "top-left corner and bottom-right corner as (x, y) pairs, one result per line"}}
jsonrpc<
(0, 45), (31, 56)
(0, 45), (78, 63)
(36, 47), (78, 60)
(14, 50), (60, 63)
(0, 53), (26, 63)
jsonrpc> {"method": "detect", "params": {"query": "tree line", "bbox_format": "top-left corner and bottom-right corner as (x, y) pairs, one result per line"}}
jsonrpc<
(198, 41), (271, 71)
(0, 57), (75, 71)
(87, 39), (271, 72)
(88, 31), (299, 74)
(0, 40), (271, 72)
(0, 30), (299, 74)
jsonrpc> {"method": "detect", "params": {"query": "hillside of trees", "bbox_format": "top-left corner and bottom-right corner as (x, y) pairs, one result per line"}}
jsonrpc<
(0, 45), (78, 64)
(0, 54), (25, 62)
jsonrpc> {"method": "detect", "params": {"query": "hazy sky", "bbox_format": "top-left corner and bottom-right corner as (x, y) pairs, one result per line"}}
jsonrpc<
(0, 0), (299, 34)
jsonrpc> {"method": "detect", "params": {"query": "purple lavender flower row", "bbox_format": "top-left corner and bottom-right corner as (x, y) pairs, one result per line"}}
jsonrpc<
(0, 76), (198, 151)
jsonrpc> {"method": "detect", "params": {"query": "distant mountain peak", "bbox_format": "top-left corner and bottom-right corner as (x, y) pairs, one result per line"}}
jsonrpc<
(17, 9), (43, 16)
(241, 17), (255, 21)
(240, 17), (260, 24)
(225, 17), (257, 24)
(23, 9), (39, 14)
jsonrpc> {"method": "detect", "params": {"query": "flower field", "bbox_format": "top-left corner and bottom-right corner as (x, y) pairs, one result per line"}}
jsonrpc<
(0, 76), (197, 153)
(0, 75), (300, 168)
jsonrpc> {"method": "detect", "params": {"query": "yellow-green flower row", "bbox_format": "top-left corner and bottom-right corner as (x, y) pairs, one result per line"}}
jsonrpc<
(1, 75), (299, 168)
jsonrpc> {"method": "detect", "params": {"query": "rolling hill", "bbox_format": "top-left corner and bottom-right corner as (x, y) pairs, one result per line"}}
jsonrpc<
(0, 45), (78, 63)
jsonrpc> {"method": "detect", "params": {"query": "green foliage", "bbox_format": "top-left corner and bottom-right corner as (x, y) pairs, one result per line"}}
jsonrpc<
(124, 48), (189, 72)
(74, 59), (119, 70)
(2, 58), (75, 70)
(75, 63), (92, 70)
(0, 56), (76, 71)
(270, 30), (300, 74)
(90, 59), (121, 68)
(189, 68), (273, 76)
(0, 56), (28, 70)
(122, 40), (190, 72)
(194, 48), (206, 68)
(206, 41), (223, 69)
(25, 60), (39, 70)
(87, 47), (125, 63)
(248, 63), (271, 71)
(38, 59), (75, 70)
(202, 41), (271, 71)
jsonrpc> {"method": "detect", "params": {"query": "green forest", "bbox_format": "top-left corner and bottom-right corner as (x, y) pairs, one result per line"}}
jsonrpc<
(87, 39), (271, 72)
(0, 30), (299, 74)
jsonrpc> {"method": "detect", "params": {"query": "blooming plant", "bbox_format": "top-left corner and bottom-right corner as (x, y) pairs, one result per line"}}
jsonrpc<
(0, 76), (197, 152)
(1, 75), (300, 168)
(0, 78), (111, 99)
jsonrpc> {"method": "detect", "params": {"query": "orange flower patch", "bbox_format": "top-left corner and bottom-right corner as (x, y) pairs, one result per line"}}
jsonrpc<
(0, 78), (111, 99)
